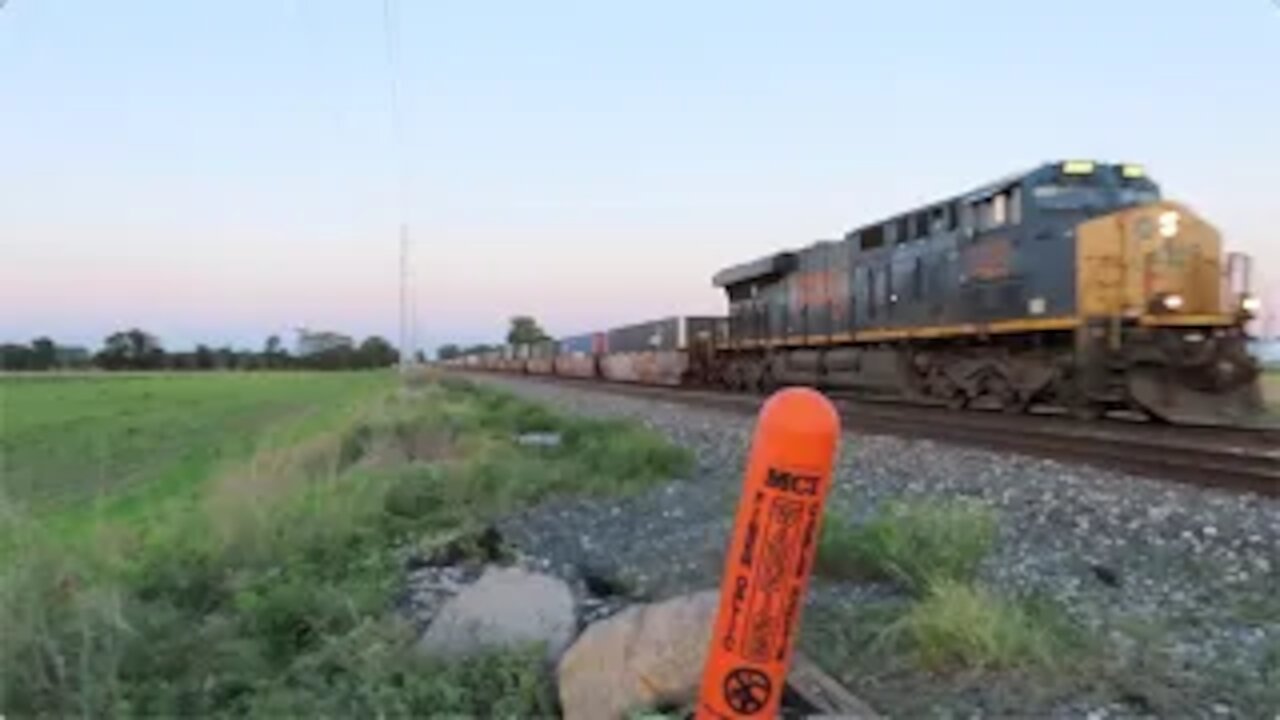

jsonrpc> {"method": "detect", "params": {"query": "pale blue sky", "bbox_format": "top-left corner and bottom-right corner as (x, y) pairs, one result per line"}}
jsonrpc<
(3, 0), (1278, 352)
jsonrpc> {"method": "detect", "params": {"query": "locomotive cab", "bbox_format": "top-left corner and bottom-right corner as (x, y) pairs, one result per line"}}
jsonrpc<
(1066, 169), (1262, 424)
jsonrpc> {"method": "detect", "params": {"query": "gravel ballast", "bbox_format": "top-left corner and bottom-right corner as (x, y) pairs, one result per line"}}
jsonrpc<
(451, 374), (1280, 718)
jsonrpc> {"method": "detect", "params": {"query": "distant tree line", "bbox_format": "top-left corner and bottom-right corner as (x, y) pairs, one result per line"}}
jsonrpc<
(0, 328), (400, 372)
(435, 343), (501, 361)
(435, 316), (551, 360)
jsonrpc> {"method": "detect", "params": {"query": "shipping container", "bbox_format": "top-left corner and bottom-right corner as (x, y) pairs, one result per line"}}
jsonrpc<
(607, 317), (675, 353)
(558, 333), (596, 355)
(605, 316), (721, 353)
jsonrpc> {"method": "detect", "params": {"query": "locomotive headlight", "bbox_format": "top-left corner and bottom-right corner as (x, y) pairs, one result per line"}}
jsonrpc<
(1241, 295), (1261, 313)
(1162, 294), (1185, 311)
(1157, 210), (1180, 238)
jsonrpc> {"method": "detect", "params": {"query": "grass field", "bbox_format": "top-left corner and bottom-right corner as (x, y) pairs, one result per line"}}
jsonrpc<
(1, 372), (391, 524)
(0, 371), (690, 715)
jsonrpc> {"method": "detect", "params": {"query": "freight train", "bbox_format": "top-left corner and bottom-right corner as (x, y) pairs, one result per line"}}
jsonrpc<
(447, 160), (1265, 425)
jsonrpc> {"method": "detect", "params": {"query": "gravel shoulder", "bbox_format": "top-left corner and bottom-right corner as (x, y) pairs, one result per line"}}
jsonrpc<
(470, 374), (1280, 719)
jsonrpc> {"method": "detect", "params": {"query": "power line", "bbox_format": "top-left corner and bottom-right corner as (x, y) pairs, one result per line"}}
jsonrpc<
(380, 0), (415, 368)
(381, 0), (410, 219)
(399, 224), (409, 366)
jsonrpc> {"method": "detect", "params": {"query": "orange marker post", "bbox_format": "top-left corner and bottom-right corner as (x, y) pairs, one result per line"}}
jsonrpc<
(696, 387), (841, 719)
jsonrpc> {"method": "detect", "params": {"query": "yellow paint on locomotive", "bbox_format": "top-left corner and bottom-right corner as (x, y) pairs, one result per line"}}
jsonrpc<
(1075, 201), (1233, 324)
(715, 316), (1082, 350)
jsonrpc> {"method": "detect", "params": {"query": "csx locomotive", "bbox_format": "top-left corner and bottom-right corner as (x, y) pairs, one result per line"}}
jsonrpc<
(453, 160), (1264, 425)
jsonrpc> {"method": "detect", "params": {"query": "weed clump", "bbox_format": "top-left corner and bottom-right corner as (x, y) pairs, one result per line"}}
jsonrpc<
(815, 498), (996, 592)
(564, 418), (693, 488)
(891, 581), (1072, 672)
(807, 496), (1089, 690)
(382, 466), (447, 520)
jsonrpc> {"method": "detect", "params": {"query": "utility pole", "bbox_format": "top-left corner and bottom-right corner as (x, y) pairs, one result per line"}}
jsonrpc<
(410, 234), (418, 363)
(399, 223), (410, 370)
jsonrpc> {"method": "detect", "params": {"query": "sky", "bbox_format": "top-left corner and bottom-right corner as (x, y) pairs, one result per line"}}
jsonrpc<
(2, 0), (1279, 353)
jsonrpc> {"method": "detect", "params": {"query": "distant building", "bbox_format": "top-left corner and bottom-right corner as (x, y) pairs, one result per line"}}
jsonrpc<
(54, 345), (91, 368)
(295, 330), (354, 357)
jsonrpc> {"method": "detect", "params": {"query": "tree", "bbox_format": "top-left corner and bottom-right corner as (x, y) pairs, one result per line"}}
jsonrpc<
(296, 329), (353, 359)
(506, 316), (549, 345)
(214, 346), (236, 370)
(263, 334), (284, 369)
(436, 343), (462, 361)
(356, 336), (398, 368)
(194, 344), (215, 370)
(0, 343), (33, 370)
(306, 345), (354, 370)
(95, 329), (164, 370)
(96, 334), (128, 370)
(30, 337), (56, 370)
(58, 347), (91, 369)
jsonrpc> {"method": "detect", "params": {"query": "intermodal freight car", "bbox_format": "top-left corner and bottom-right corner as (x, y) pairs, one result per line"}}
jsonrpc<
(493, 317), (717, 385)
(448, 160), (1264, 425)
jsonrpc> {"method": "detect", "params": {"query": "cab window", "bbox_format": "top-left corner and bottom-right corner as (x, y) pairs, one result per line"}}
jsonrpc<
(860, 225), (885, 250)
(974, 199), (994, 231)
(960, 203), (975, 233)
(932, 205), (951, 233)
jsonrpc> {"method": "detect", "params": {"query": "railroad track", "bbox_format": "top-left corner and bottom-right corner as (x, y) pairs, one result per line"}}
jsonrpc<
(458, 371), (1280, 497)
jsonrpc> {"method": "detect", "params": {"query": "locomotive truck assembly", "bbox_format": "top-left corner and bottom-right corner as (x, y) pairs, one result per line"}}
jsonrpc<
(447, 160), (1265, 426)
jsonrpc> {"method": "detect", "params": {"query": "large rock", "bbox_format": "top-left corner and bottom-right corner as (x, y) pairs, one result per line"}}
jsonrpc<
(418, 566), (575, 661)
(558, 590), (718, 720)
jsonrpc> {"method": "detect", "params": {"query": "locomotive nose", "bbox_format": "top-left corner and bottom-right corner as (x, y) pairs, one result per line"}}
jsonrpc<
(1126, 204), (1224, 319)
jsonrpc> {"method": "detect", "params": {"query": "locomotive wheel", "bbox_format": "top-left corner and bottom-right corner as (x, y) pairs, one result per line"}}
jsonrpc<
(985, 376), (1021, 413)
(1071, 404), (1104, 421)
(943, 385), (969, 410)
(757, 367), (777, 395)
(1001, 392), (1031, 414)
(724, 363), (746, 392)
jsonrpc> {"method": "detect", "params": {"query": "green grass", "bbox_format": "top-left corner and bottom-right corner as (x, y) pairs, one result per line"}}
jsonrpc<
(815, 498), (996, 592)
(0, 372), (392, 523)
(0, 373), (691, 716)
(890, 581), (1074, 671)
(806, 496), (1083, 704)
(801, 588), (1085, 717)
